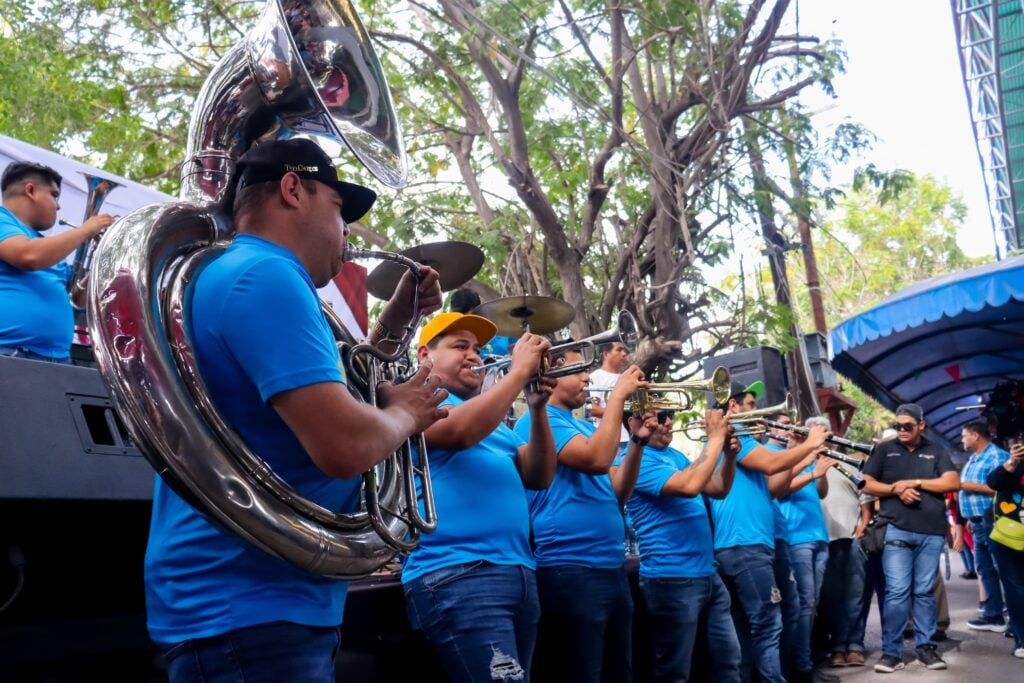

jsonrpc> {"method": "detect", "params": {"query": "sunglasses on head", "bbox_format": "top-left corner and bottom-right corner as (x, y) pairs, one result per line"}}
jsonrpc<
(891, 421), (918, 432)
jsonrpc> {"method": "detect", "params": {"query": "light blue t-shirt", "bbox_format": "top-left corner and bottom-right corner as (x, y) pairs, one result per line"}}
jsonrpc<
(0, 207), (73, 358)
(401, 393), (534, 584)
(766, 443), (788, 541)
(144, 234), (357, 645)
(514, 405), (625, 568)
(780, 463), (829, 545)
(481, 334), (513, 359)
(614, 445), (715, 578)
(708, 435), (774, 550)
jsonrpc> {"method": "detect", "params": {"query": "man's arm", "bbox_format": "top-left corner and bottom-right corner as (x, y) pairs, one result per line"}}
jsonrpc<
(271, 362), (448, 479)
(961, 480), (995, 495)
(0, 215), (112, 271)
(660, 414), (728, 498)
(740, 425), (829, 475)
(370, 266), (442, 352)
(608, 413), (658, 504)
(557, 366), (646, 474)
(516, 376), (558, 489)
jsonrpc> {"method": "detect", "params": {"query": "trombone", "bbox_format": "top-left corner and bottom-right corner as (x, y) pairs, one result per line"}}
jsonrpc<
(472, 309), (639, 379)
(620, 366), (732, 413)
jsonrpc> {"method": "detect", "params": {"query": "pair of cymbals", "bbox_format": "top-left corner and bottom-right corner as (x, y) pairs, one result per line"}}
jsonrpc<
(474, 295), (575, 337)
(365, 241), (485, 299)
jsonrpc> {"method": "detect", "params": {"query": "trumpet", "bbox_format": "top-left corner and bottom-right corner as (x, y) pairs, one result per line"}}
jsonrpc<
(619, 366), (732, 413)
(472, 309), (639, 379)
(680, 393), (797, 440)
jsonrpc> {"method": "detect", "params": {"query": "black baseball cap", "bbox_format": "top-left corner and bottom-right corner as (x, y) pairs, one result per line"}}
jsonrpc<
(233, 138), (377, 223)
(895, 403), (924, 422)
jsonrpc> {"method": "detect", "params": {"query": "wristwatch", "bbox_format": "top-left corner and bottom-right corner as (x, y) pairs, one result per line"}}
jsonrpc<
(630, 434), (649, 447)
(914, 479), (922, 489)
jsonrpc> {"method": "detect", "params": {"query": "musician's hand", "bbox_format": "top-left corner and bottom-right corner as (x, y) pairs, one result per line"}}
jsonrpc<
(725, 433), (741, 457)
(377, 361), (449, 433)
(628, 410), (658, 441)
(813, 456), (836, 480)
(898, 487), (922, 505)
(525, 375), (557, 409)
(610, 365), (647, 402)
(704, 408), (728, 443)
(804, 423), (830, 449)
(508, 332), (551, 381)
(386, 265), (443, 324)
(81, 213), (115, 239)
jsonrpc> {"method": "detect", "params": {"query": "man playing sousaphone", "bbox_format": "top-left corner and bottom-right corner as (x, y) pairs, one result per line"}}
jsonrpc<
(403, 312), (558, 682)
(145, 139), (450, 682)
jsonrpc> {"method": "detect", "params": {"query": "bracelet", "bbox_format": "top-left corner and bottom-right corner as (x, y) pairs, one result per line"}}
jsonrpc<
(630, 434), (649, 446)
(371, 319), (402, 344)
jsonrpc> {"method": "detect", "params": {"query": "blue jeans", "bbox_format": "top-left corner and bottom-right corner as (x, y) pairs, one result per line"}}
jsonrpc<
(788, 540), (828, 672)
(772, 539), (799, 678)
(640, 573), (741, 683)
(881, 525), (944, 656)
(716, 544), (785, 683)
(161, 621), (340, 683)
(0, 345), (71, 363)
(991, 541), (1024, 648)
(534, 565), (632, 682)
(821, 538), (867, 653)
(404, 561), (539, 682)
(970, 513), (1006, 619)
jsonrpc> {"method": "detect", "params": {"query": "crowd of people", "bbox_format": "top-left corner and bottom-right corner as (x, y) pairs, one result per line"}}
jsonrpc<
(3, 147), (1024, 683)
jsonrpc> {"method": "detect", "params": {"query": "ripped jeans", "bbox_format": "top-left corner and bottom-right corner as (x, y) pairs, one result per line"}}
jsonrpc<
(404, 561), (539, 682)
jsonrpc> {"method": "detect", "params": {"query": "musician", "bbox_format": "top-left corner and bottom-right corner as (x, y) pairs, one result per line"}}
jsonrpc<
(861, 403), (959, 674)
(512, 350), (646, 682)
(615, 407), (741, 682)
(708, 381), (828, 683)
(404, 312), (557, 682)
(0, 161), (113, 362)
(769, 416), (837, 683)
(144, 138), (449, 683)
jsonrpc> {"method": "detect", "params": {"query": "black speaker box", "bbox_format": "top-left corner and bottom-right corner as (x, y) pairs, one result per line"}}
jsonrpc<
(703, 346), (788, 408)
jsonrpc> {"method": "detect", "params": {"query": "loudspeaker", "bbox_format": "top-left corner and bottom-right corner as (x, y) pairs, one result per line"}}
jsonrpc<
(703, 346), (788, 408)
(804, 332), (839, 389)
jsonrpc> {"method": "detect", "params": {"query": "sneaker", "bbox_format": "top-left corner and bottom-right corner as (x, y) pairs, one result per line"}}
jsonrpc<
(917, 647), (947, 670)
(845, 650), (866, 666)
(874, 655), (905, 673)
(967, 615), (1008, 633)
(812, 671), (840, 683)
(961, 570), (978, 579)
(828, 652), (847, 667)
(1014, 647), (1024, 659)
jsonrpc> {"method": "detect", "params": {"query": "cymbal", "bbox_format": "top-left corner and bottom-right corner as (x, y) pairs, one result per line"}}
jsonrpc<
(365, 241), (485, 300)
(473, 295), (576, 336)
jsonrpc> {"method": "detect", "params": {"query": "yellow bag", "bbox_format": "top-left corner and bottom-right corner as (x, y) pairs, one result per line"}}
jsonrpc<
(990, 515), (1024, 552)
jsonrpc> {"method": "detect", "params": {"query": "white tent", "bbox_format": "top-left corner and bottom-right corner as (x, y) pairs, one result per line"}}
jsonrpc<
(0, 134), (365, 336)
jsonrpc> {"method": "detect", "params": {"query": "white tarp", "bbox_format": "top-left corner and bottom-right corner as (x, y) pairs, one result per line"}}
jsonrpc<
(0, 133), (364, 336)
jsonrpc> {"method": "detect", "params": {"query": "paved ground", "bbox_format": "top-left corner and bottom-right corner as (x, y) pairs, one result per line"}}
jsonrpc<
(826, 554), (1022, 680)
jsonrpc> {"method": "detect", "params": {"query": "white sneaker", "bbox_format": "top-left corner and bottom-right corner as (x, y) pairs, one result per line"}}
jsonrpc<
(1014, 647), (1024, 659)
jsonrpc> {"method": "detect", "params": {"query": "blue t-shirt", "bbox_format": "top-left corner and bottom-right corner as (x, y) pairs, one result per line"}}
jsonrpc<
(0, 207), (73, 358)
(708, 435), (774, 550)
(144, 234), (357, 645)
(513, 405), (625, 568)
(766, 443), (788, 541)
(481, 334), (513, 359)
(780, 463), (829, 545)
(401, 393), (534, 584)
(614, 445), (715, 578)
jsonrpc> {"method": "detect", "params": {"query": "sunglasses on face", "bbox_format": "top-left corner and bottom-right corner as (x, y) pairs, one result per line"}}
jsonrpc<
(891, 422), (918, 433)
(657, 411), (677, 424)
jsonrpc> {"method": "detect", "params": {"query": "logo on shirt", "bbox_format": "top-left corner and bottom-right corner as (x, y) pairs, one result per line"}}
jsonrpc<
(919, 454), (935, 460)
(885, 451), (902, 457)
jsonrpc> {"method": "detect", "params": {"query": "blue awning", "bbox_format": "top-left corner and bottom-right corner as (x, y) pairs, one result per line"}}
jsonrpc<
(829, 254), (1024, 445)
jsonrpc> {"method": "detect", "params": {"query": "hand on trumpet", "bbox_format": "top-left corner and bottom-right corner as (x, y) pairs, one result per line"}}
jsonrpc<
(627, 410), (660, 443)
(704, 408), (730, 444)
(525, 374), (558, 410)
(609, 365), (648, 404)
(508, 332), (552, 382)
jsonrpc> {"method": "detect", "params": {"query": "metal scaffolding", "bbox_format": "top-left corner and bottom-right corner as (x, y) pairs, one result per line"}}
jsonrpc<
(953, 0), (1024, 256)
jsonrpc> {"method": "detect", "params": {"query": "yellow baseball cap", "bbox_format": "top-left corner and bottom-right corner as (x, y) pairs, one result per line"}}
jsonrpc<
(418, 312), (498, 348)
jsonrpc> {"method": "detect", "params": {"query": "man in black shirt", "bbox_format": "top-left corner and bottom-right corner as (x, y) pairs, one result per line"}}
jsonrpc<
(861, 404), (959, 674)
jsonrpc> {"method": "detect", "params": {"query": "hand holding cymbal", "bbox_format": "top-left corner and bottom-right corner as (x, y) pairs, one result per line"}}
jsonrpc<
(365, 241), (484, 300)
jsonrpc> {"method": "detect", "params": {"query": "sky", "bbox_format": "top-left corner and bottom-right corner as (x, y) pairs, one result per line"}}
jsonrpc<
(788, 0), (994, 258)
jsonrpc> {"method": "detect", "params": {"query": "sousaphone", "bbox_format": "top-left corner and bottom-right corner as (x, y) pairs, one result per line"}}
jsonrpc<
(87, 0), (430, 577)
